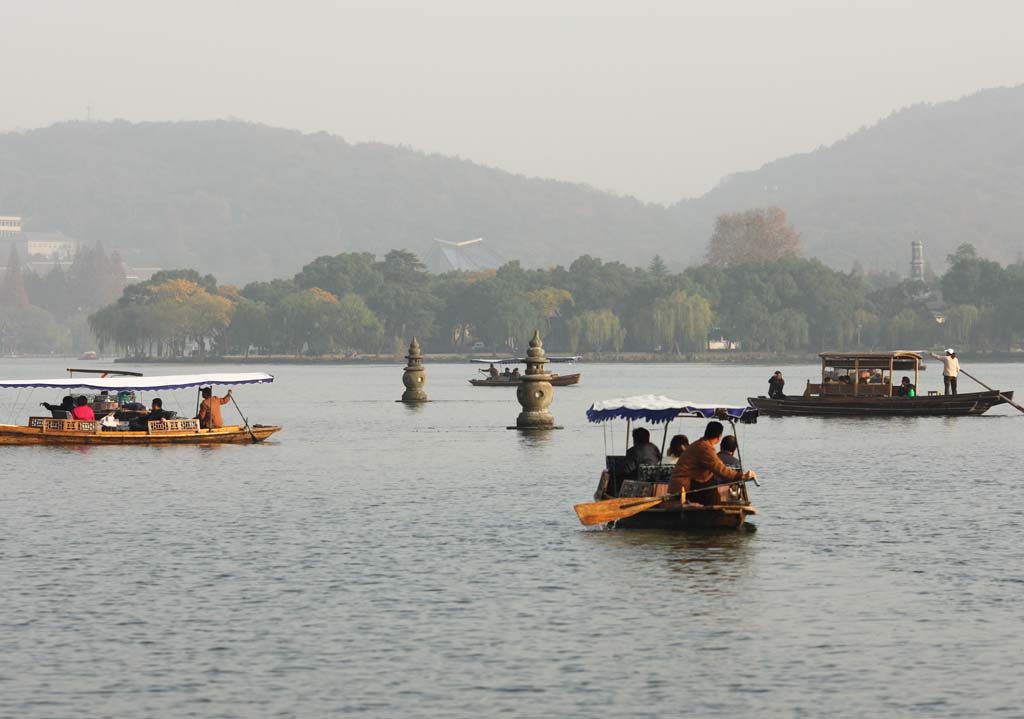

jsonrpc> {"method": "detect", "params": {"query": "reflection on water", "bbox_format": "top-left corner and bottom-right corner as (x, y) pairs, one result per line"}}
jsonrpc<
(1, 359), (1022, 717)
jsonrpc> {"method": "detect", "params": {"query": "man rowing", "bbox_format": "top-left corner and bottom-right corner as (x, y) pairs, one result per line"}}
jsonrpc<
(668, 421), (756, 505)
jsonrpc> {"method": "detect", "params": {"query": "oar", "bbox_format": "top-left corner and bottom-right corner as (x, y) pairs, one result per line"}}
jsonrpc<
(958, 368), (1024, 415)
(575, 493), (682, 526)
(229, 392), (259, 441)
(574, 478), (756, 526)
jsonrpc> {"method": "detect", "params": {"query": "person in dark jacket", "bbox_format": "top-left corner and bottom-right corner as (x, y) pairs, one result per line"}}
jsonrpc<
(41, 396), (75, 417)
(624, 427), (662, 478)
(768, 371), (786, 398)
(130, 398), (171, 430)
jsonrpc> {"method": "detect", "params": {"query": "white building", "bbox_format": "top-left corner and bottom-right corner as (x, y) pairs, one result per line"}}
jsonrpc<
(0, 215), (21, 238)
(24, 231), (81, 260)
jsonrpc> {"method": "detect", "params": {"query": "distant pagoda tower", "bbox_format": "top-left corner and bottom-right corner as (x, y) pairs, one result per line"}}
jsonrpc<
(909, 239), (925, 282)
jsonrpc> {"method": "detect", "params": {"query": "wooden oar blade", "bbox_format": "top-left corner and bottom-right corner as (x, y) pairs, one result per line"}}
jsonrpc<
(574, 495), (669, 526)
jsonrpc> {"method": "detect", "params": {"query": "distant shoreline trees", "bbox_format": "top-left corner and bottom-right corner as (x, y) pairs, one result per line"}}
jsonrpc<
(82, 242), (1024, 359)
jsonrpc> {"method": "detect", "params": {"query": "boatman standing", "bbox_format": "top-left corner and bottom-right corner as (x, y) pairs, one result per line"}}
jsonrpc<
(929, 349), (960, 396)
(197, 387), (232, 429)
(768, 371), (786, 399)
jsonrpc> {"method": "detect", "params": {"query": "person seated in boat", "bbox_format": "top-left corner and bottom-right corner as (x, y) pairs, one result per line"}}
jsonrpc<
(502, 367), (512, 380)
(197, 387), (232, 429)
(894, 376), (916, 398)
(511, 367), (521, 379)
(768, 371), (786, 398)
(130, 398), (171, 430)
(71, 396), (95, 421)
(717, 434), (740, 467)
(41, 395), (75, 418)
(624, 427), (662, 478)
(668, 421), (755, 506)
(664, 434), (689, 464)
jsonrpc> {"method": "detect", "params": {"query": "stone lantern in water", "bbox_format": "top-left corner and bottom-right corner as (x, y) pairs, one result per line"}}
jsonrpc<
(400, 337), (428, 402)
(513, 330), (557, 430)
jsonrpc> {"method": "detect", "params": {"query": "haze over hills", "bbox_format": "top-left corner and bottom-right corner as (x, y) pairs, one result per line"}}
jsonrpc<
(672, 85), (1024, 271)
(1, 85), (1023, 282)
(0, 121), (686, 281)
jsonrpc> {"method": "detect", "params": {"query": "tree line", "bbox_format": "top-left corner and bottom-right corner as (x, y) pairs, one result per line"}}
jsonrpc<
(83, 245), (1024, 359)
(2, 206), (1022, 357)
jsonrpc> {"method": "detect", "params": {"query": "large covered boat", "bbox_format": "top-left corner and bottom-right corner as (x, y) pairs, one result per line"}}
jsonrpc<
(0, 372), (281, 445)
(574, 395), (759, 530)
(748, 351), (1014, 417)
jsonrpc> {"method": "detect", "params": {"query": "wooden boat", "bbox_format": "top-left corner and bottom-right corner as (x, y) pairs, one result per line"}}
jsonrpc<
(0, 419), (279, 445)
(748, 351), (1014, 417)
(576, 396), (759, 530)
(469, 372), (581, 387)
(469, 355), (582, 386)
(0, 372), (281, 445)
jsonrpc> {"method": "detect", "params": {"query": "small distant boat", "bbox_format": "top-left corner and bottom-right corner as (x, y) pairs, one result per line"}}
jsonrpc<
(78, 351), (99, 360)
(748, 351), (1014, 417)
(0, 372), (281, 445)
(469, 373), (581, 387)
(574, 396), (760, 530)
(469, 356), (582, 387)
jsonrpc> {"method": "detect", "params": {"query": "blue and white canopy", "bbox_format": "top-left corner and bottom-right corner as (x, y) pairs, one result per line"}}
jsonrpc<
(0, 372), (274, 392)
(586, 395), (757, 424)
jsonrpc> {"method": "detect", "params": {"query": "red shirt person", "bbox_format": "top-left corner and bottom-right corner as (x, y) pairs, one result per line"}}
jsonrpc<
(71, 396), (95, 420)
(197, 387), (232, 428)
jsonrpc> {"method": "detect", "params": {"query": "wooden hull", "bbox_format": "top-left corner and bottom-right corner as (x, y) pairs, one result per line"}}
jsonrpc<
(470, 373), (581, 387)
(613, 503), (756, 530)
(748, 389), (1012, 417)
(0, 423), (281, 445)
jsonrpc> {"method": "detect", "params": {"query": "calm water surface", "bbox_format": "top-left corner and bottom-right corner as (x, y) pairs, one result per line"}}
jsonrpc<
(2, 359), (1023, 717)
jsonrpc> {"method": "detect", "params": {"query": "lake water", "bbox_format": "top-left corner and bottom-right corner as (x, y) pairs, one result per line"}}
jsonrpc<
(2, 359), (1022, 717)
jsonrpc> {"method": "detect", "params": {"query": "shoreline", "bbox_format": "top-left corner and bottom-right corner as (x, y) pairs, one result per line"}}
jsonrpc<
(88, 351), (1024, 365)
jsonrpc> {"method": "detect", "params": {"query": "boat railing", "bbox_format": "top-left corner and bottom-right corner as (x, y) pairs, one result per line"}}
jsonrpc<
(30, 417), (100, 433)
(147, 418), (200, 434)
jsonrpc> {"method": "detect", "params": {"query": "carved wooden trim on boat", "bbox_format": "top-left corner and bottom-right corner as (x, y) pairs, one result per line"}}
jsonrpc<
(31, 417), (99, 433)
(147, 418), (200, 434)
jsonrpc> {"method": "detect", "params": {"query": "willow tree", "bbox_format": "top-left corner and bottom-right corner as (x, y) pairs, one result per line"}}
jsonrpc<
(566, 309), (625, 353)
(651, 290), (712, 354)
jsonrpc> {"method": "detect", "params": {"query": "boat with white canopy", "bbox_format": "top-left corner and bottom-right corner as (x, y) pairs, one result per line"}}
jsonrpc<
(575, 395), (759, 530)
(468, 356), (582, 386)
(0, 372), (280, 445)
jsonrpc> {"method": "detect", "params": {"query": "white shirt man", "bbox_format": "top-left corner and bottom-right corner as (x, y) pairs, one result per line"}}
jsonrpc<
(929, 350), (960, 396)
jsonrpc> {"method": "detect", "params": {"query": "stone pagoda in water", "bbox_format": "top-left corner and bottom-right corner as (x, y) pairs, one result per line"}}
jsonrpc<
(400, 337), (428, 403)
(513, 330), (557, 430)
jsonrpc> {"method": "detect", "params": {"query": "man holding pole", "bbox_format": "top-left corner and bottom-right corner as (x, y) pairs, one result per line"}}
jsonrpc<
(668, 421), (756, 505)
(929, 349), (960, 396)
(197, 386), (232, 429)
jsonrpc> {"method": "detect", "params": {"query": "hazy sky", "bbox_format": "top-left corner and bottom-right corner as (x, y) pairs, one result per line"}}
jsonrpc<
(2, 0), (1022, 203)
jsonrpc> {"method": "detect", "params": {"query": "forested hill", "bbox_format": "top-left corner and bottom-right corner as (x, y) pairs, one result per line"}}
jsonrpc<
(672, 85), (1024, 272)
(0, 120), (687, 280)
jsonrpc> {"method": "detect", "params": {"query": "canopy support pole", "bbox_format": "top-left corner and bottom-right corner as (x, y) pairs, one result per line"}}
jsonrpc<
(660, 423), (669, 456)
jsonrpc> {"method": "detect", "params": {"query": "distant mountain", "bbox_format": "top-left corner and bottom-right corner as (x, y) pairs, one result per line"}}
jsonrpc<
(0, 121), (687, 281)
(2, 87), (1023, 283)
(673, 85), (1024, 271)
